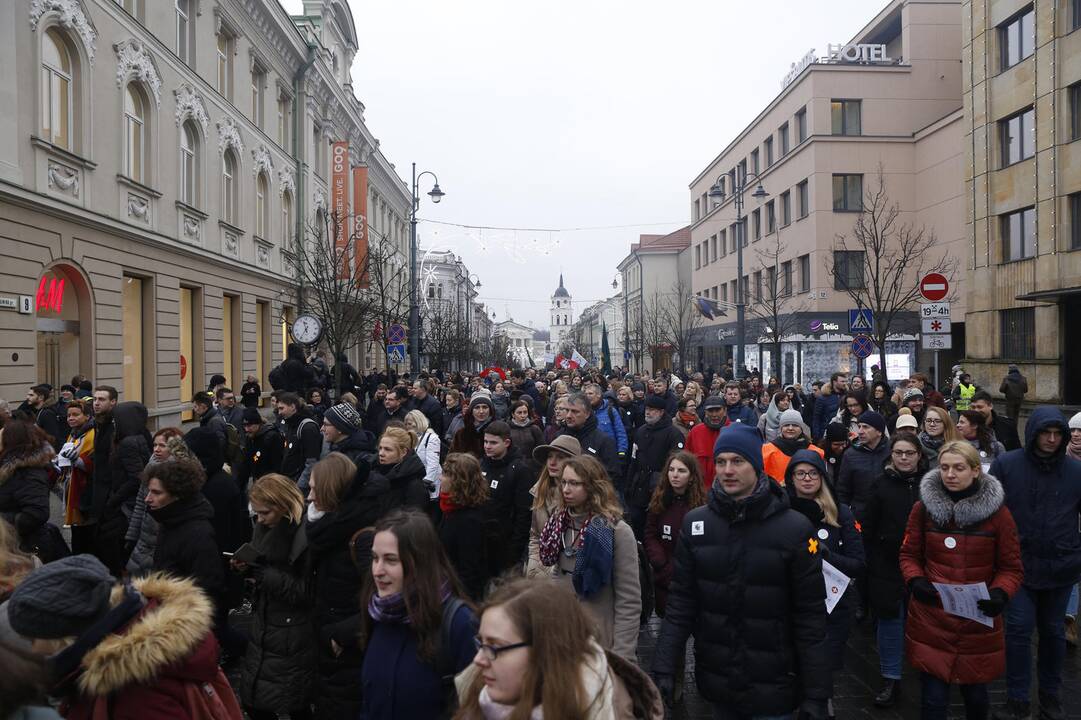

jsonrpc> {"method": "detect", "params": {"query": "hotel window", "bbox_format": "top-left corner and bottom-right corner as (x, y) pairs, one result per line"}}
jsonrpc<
(123, 84), (148, 183)
(175, 0), (192, 64)
(222, 149), (238, 224)
(797, 179), (809, 218)
(999, 6), (1034, 71)
(764, 137), (774, 167)
(752, 209), (761, 241)
(1069, 83), (1080, 141)
(216, 31), (234, 100)
(781, 261), (792, 296)
(798, 254), (811, 292)
(1071, 193), (1081, 250)
(255, 172), (269, 238)
(251, 66), (266, 128)
(795, 107), (807, 143)
(281, 190), (293, 243)
(719, 228), (727, 257)
(999, 107), (1035, 166)
(832, 174), (863, 212)
(1000, 308), (1035, 360)
(40, 29), (73, 150)
(833, 250), (865, 290)
(179, 121), (198, 207)
(831, 99), (861, 135)
(1001, 206), (1036, 261)
(766, 200), (775, 234)
(778, 123), (790, 156)
(780, 190), (791, 226)
(751, 148), (760, 174)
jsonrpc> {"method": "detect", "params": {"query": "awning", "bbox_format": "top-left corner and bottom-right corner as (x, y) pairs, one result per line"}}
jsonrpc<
(1015, 286), (1081, 302)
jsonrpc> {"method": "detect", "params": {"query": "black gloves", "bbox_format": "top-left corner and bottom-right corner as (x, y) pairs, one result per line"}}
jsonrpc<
(909, 577), (941, 605)
(976, 588), (1009, 617)
(653, 673), (675, 706)
(799, 698), (829, 720)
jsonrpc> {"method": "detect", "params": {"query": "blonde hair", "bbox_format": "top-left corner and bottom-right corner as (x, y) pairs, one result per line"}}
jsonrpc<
(937, 440), (982, 470)
(250, 473), (306, 524)
(381, 425), (417, 454)
(924, 406), (961, 442)
(790, 460), (841, 527)
(404, 409), (430, 435)
(310, 452), (357, 512)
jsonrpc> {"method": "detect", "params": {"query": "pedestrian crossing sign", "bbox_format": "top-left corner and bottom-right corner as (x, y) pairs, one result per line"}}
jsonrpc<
(387, 344), (406, 364)
(848, 308), (874, 333)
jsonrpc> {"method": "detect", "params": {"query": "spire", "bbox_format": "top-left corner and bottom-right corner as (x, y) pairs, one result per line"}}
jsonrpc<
(559, 273), (564, 288)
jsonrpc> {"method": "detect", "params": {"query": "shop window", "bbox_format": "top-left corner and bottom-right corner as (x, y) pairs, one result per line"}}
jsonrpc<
(122, 276), (146, 402)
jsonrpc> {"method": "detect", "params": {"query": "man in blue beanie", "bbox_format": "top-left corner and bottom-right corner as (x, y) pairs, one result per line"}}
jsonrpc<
(651, 423), (831, 719)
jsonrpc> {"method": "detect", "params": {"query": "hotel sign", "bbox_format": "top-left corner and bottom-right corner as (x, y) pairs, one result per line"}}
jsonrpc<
(782, 42), (893, 89)
(781, 49), (817, 89)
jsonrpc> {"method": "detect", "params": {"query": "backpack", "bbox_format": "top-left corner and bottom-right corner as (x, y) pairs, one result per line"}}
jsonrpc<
(268, 363), (286, 391)
(636, 540), (655, 626)
(222, 421), (243, 468)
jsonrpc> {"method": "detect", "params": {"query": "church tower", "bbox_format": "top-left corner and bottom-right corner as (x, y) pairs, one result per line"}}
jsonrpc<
(549, 274), (573, 347)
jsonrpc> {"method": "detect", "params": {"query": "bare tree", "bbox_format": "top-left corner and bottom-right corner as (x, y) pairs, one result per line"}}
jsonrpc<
(486, 333), (515, 369)
(365, 230), (411, 364)
(747, 231), (811, 380)
(640, 292), (671, 372)
(623, 303), (648, 373)
(420, 298), (468, 372)
(826, 168), (958, 379)
(658, 279), (706, 375)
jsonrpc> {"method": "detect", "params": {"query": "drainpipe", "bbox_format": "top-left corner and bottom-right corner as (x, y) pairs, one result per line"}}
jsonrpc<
(292, 41), (318, 312)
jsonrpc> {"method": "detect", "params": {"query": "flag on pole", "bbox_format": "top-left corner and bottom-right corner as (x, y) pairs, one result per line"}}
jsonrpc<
(571, 349), (588, 368)
(601, 323), (612, 374)
(694, 296), (725, 321)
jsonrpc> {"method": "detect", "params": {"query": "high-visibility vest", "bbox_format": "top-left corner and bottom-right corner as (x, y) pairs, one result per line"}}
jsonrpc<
(957, 383), (976, 411)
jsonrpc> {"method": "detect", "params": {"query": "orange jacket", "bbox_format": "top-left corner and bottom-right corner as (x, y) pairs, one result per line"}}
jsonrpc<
(762, 442), (824, 485)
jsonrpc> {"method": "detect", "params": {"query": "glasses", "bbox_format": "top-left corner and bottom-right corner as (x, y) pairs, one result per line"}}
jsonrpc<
(924, 418), (943, 426)
(560, 480), (585, 488)
(892, 449), (919, 458)
(793, 470), (820, 480)
(473, 636), (530, 661)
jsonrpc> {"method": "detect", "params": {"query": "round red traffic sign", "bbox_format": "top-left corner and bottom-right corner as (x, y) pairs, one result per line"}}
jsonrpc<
(920, 273), (949, 302)
(179, 354), (188, 381)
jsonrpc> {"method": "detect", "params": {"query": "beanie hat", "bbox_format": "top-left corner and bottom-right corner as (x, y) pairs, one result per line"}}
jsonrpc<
(325, 403), (363, 434)
(8, 555), (115, 639)
(825, 422), (849, 443)
(631, 382), (646, 392)
(1070, 411), (1081, 431)
(778, 409), (804, 427)
(712, 424), (764, 475)
(644, 395), (667, 410)
(857, 410), (886, 435)
(469, 394), (494, 411)
(903, 387), (925, 403)
(895, 414), (919, 430)
(242, 407), (263, 425)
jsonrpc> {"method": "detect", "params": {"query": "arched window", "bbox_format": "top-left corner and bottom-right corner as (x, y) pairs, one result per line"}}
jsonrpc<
(41, 29), (72, 149)
(222, 149), (237, 224)
(281, 189), (293, 243)
(179, 121), (198, 206)
(255, 172), (268, 237)
(123, 84), (146, 182)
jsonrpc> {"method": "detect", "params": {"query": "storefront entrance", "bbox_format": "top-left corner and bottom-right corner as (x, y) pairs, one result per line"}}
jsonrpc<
(34, 264), (90, 389)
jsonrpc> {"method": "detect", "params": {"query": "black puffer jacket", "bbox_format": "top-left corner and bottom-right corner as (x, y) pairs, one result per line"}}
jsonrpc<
(280, 343), (315, 394)
(652, 477), (831, 714)
(373, 452), (429, 516)
(627, 416), (686, 509)
(149, 493), (225, 602)
(0, 441), (52, 547)
(439, 505), (490, 601)
(98, 402), (151, 546)
(862, 464), (924, 618)
(236, 423), (285, 490)
(558, 414), (621, 483)
(185, 426), (250, 553)
(238, 519), (314, 714)
(479, 450), (535, 573)
(836, 438), (890, 521)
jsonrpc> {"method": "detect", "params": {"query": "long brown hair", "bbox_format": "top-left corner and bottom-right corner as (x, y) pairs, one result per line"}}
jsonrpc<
(358, 510), (470, 662)
(559, 455), (624, 523)
(441, 453), (489, 508)
(0, 421), (50, 462)
(309, 452), (356, 512)
(454, 578), (597, 720)
(647, 450), (706, 514)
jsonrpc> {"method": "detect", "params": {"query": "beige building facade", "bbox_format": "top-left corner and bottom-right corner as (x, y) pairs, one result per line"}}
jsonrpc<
(687, 0), (967, 385)
(962, 0), (1081, 405)
(0, 0), (411, 424)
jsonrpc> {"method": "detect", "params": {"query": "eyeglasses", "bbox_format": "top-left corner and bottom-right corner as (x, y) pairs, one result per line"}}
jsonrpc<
(924, 418), (943, 426)
(560, 480), (585, 488)
(473, 636), (530, 661)
(793, 470), (820, 480)
(892, 449), (919, 458)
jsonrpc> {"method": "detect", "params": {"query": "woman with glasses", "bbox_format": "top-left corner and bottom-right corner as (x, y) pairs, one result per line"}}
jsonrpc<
(536, 455), (641, 660)
(785, 448), (865, 719)
(453, 577), (663, 719)
(919, 406), (960, 462)
(862, 434), (929, 708)
(359, 509), (478, 720)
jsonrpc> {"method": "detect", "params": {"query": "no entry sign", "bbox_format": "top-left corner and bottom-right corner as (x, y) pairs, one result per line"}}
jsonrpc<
(920, 273), (949, 302)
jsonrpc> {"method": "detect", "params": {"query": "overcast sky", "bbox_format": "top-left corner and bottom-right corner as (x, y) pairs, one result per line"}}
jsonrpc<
(283, 0), (873, 329)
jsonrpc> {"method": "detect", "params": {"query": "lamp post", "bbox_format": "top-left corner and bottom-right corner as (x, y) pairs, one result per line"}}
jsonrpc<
(409, 163), (444, 375)
(708, 172), (767, 381)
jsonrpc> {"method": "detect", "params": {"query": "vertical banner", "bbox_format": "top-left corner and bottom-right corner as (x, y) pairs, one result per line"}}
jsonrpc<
(352, 164), (370, 288)
(331, 141), (350, 279)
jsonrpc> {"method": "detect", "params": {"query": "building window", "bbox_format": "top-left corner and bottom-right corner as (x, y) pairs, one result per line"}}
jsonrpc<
(702, 241), (709, 266)
(719, 228), (727, 257)
(40, 29), (73, 150)
(781, 260), (792, 296)
(1000, 308), (1035, 360)
(796, 107), (807, 143)
(766, 200), (776, 234)
(832, 174), (863, 211)
(779, 123), (790, 156)
(222, 149), (238, 224)
(780, 191), (791, 226)
(751, 148), (760, 174)
(216, 31), (234, 100)
(752, 209), (761, 241)
(764, 137), (774, 167)
(1074, 0), (1081, 31)
(117, 0), (139, 15)
(179, 121), (198, 206)
(831, 99), (861, 135)
(721, 284), (728, 303)
(1001, 206), (1036, 261)
(695, 244), (701, 269)
(753, 270), (762, 301)
(122, 276), (145, 402)
(833, 250), (865, 290)
(1069, 83), (1080, 141)
(427, 283), (435, 299)
(1071, 193), (1081, 250)
(281, 190), (293, 243)
(729, 223), (737, 253)
(741, 217), (749, 247)
(999, 107), (1035, 166)
(123, 84), (146, 182)
(277, 92), (291, 147)
(251, 67), (265, 128)
(175, 0), (192, 63)
(693, 198), (700, 221)
(798, 254), (810, 292)
(255, 172), (268, 238)
(711, 235), (718, 262)
(738, 159), (747, 184)
(797, 180), (809, 218)
(1000, 7), (1035, 71)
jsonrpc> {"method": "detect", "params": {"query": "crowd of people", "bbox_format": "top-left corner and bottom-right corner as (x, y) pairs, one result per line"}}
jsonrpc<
(1, 352), (1080, 720)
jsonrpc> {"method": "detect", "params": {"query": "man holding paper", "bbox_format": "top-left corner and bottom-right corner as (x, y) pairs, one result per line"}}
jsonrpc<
(900, 440), (1022, 720)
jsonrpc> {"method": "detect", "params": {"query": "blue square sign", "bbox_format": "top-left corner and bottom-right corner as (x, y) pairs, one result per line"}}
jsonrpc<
(848, 308), (874, 333)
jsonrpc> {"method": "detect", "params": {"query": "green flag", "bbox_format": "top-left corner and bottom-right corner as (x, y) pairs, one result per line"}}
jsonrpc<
(601, 322), (612, 374)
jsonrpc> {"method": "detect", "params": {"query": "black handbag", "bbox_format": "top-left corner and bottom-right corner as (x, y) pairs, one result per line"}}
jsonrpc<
(23, 522), (71, 564)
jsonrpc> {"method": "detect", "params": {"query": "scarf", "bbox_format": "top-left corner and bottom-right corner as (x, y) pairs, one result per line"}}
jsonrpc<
(368, 580), (452, 624)
(677, 411), (697, 427)
(538, 509), (614, 599)
(439, 491), (462, 514)
(919, 431), (945, 452)
(510, 417), (533, 428)
(771, 435), (809, 457)
(1069, 441), (1081, 463)
(538, 508), (589, 567)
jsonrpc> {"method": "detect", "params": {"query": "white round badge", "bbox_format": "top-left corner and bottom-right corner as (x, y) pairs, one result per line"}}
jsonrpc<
(817, 529), (829, 540)
(944, 537), (957, 549)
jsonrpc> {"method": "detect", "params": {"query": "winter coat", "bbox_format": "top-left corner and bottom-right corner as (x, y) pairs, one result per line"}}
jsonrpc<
(644, 493), (696, 616)
(278, 345), (315, 394)
(553, 516), (641, 661)
(88, 414), (116, 523)
(280, 409), (322, 490)
(595, 399), (630, 455)
(365, 398), (386, 434)
(725, 400), (759, 428)
(373, 452), (430, 516)
(757, 395), (785, 442)
(862, 464), (924, 618)
(626, 417), (685, 510)
(439, 505), (490, 601)
(31, 397), (67, 455)
(490, 391), (511, 420)
(990, 410), (1022, 453)
(443, 409), (463, 447)
(59, 423), (95, 526)
(98, 403), (151, 549)
(56, 574), (242, 720)
(238, 519), (315, 713)
(999, 371), (1028, 404)
(762, 436), (824, 486)
(333, 356), (361, 396)
(654, 390), (679, 417)
(240, 380), (262, 408)
(558, 414), (622, 484)
(0, 441), (52, 549)
(615, 400), (642, 442)
(990, 405), (1081, 589)
(525, 481), (559, 579)
(328, 429), (377, 469)
(414, 429), (441, 498)
(836, 438), (890, 521)
(360, 601), (478, 720)
(651, 478), (831, 714)
(812, 390), (841, 442)
(685, 421), (726, 492)
(125, 456), (172, 578)
(202, 466), (250, 554)
(410, 393), (445, 438)
(197, 406), (229, 453)
(900, 470), (1023, 684)
(508, 420), (544, 461)
(479, 451), (535, 573)
(149, 494), (225, 604)
(450, 416), (490, 459)
(236, 423), (285, 489)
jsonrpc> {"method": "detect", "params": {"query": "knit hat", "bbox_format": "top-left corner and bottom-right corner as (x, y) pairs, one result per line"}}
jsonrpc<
(631, 382), (646, 392)
(825, 422), (849, 443)
(857, 410), (886, 434)
(903, 387), (925, 403)
(325, 403), (363, 434)
(702, 395), (725, 410)
(778, 409), (804, 427)
(712, 424), (764, 475)
(895, 414), (919, 431)
(531, 435), (582, 464)
(8, 555), (115, 639)
(1069, 411), (1081, 431)
(645, 395), (667, 410)
(469, 394), (494, 411)
(242, 407), (263, 425)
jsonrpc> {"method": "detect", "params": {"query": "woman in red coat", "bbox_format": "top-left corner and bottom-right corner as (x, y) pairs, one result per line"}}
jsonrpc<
(643, 450), (706, 616)
(900, 440), (1023, 720)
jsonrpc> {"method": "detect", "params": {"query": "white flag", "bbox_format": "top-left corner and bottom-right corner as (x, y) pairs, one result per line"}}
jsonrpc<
(571, 349), (588, 367)
(822, 560), (850, 615)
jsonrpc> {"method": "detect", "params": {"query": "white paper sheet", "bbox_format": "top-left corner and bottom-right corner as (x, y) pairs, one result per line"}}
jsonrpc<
(932, 581), (993, 628)
(822, 560), (850, 615)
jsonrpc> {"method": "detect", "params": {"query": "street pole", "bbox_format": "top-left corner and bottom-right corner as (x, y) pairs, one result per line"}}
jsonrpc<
(409, 163), (420, 375)
(735, 185), (746, 382)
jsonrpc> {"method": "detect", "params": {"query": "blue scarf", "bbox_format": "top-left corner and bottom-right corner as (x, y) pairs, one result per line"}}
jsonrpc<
(573, 517), (615, 600)
(367, 580), (451, 624)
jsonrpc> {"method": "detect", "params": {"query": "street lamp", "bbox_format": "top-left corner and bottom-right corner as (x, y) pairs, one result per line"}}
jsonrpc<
(708, 172), (767, 381)
(409, 163), (445, 375)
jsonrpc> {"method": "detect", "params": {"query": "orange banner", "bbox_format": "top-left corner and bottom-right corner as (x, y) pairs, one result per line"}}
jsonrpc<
(331, 141), (350, 279)
(352, 165), (369, 288)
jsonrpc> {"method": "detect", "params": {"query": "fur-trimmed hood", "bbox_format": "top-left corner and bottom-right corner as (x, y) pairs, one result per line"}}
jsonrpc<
(76, 573), (216, 697)
(0, 443), (55, 486)
(919, 469), (1005, 528)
